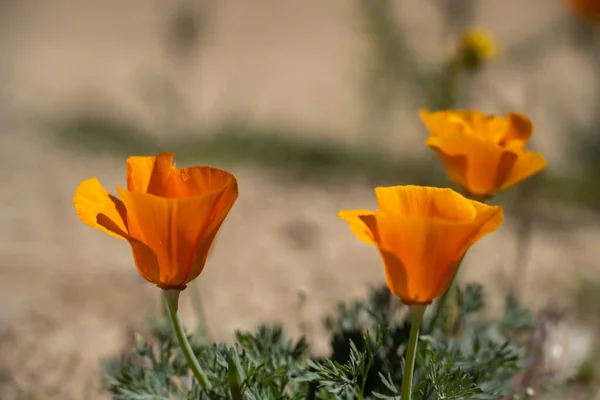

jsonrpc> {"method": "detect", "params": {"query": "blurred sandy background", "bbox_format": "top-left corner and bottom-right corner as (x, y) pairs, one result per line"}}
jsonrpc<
(1, 0), (600, 398)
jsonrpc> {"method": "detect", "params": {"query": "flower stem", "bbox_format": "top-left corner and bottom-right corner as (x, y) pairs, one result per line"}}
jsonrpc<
(163, 289), (211, 391)
(400, 305), (426, 400)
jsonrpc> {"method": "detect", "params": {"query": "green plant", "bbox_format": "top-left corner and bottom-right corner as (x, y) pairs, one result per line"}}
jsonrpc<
(104, 283), (535, 399)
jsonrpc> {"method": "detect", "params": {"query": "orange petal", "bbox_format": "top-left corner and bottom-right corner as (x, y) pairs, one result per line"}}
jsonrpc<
(499, 151), (547, 192)
(379, 249), (410, 301)
(373, 203), (503, 304)
(374, 185), (475, 220)
(186, 176), (239, 283)
(73, 178), (128, 240)
(355, 213), (409, 300)
(338, 210), (377, 245)
(458, 110), (491, 135)
(501, 113), (533, 149)
(127, 153), (239, 201)
(117, 186), (228, 289)
(427, 135), (513, 197)
(372, 214), (466, 304)
(340, 186), (503, 305)
(128, 238), (162, 285)
(175, 166), (239, 199)
(453, 111), (510, 143)
(419, 109), (469, 137)
(126, 152), (177, 196)
(482, 116), (510, 144)
(432, 201), (503, 298)
(467, 201), (505, 243)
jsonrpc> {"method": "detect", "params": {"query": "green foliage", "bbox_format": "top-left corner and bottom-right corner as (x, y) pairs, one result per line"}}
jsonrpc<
(104, 283), (536, 399)
(103, 325), (310, 400)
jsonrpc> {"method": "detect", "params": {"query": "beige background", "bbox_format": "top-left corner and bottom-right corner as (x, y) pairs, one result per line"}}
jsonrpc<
(1, 1), (599, 398)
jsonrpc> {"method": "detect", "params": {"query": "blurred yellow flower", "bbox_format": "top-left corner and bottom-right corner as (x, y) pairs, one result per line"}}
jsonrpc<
(456, 28), (498, 71)
(339, 185), (503, 305)
(73, 152), (238, 290)
(564, 0), (600, 22)
(421, 109), (547, 198)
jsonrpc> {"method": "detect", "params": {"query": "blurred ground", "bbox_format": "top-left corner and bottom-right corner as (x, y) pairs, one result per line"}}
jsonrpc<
(1, 0), (600, 399)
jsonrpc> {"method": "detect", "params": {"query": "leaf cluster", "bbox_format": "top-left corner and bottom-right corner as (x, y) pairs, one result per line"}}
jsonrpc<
(103, 283), (535, 399)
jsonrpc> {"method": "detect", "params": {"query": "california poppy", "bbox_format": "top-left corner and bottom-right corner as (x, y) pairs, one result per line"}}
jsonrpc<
(73, 152), (238, 290)
(421, 109), (547, 198)
(563, 0), (600, 22)
(338, 185), (503, 305)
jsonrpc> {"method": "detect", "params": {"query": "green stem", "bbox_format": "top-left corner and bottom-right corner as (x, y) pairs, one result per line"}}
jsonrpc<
(358, 354), (374, 400)
(163, 290), (211, 391)
(400, 305), (426, 400)
(227, 350), (245, 400)
(360, 355), (373, 399)
(161, 291), (170, 317)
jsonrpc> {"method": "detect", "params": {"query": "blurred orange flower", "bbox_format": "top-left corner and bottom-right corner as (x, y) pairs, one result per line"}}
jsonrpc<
(421, 109), (547, 198)
(564, 0), (600, 22)
(338, 186), (503, 305)
(73, 152), (238, 290)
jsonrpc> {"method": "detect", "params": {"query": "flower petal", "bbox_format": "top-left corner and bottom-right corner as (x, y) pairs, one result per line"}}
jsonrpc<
(73, 178), (128, 240)
(175, 166), (239, 199)
(117, 186), (228, 289)
(499, 151), (547, 192)
(126, 152), (177, 196)
(374, 185), (475, 221)
(338, 210), (377, 245)
(128, 238), (162, 285)
(501, 113), (533, 149)
(372, 214), (467, 304)
(373, 203), (502, 304)
(127, 153), (239, 201)
(186, 174), (239, 282)
(354, 213), (410, 300)
(419, 109), (468, 137)
(432, 201), (503, 298)
(427, 135), (514, 197)
(467, 201), (505, 243)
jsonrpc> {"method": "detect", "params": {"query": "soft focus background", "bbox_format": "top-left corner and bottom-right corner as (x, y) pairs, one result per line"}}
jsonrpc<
(2, 0), (600, 398)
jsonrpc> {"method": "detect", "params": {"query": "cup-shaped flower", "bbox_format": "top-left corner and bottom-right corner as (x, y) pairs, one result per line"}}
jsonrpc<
(421, 109), (547, 198)
(73, 152), (238, 290)
(338, 185), (503, 305)
(563, 0), (600, 22)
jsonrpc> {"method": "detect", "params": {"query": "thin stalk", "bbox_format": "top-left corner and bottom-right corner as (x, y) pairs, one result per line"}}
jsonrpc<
(358, 352), (374, 400)
(227, 350), (245, 400)
(161, 291), (170, 317)
(163, 289), (211, 390)
(400, 305), (427, 400)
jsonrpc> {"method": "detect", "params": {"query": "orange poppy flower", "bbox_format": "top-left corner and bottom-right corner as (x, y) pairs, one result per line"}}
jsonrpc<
(338, 185), (503, 305)
(73, 152), (238, 290)
(421, 109), (547, 198)
(564, 0), (600, 22)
